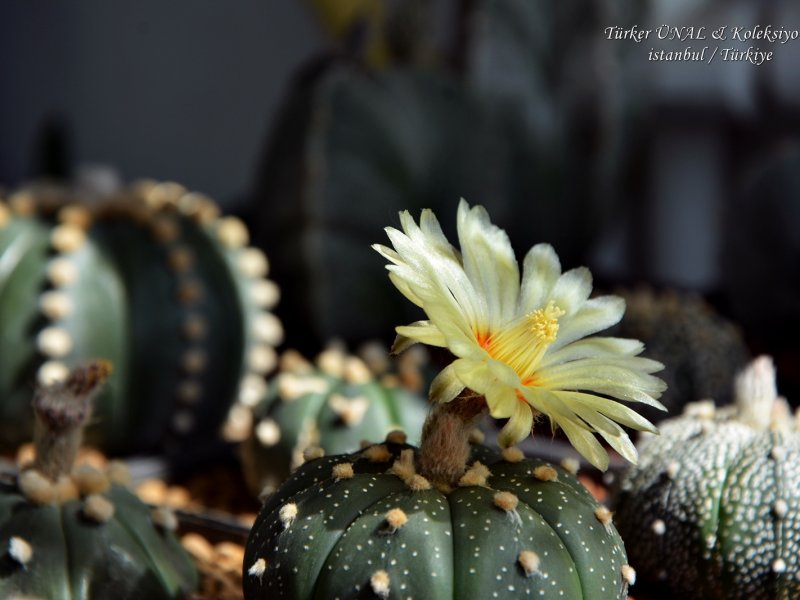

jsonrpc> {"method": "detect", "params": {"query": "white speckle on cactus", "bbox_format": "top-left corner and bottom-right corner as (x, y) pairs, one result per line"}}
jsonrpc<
(18, 469), (55, 505)
(370, 570), (390, 599)
(533, 465), (558, 482)
(501, 447), (525, 463)
(253, 312), (283, 345)
(176, 280), (203, 305)
(256, 419), (281, 447)
(37, 361), (70, 385)
(36, 327), (73, 358)
(216, 216), (249, 248)
(38, 291), (73, 320)
(735, 355), (777, 431)
(248, 557), (267, 579)
(50, 223), (86, 253)
(332, 463), (355, 481)
(771, 445), (786, 461)
(249, 279), (280, 309)
(223, 404), (252, 442)
(46, 257), (78, 287)
(773, 558), (787, 574)
(8, 536), (33, 567)
(151, 506), (179, 531)
(150, 216), (180, 242)
(83, 493), (115, 523)
(517, 550), (540, 578)
(279, 349), (314, 375)
(560, 457), (580, 475)
(57, 205), (92, 228)
(621, 564), (636, 585)
(238, 247), (269, 278)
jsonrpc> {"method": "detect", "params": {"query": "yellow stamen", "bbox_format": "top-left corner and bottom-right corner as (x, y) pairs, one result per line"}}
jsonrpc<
(480, 301), (564, 381)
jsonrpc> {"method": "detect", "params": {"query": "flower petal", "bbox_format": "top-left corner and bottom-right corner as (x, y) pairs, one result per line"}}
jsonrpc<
(457, 200), (520, 326)
(429, 363), (465, 404)
(548, 266), (592, 316)
(395, 320), (447, 348)
(519, 243), (561, 314)
(554, 390), (658, 433)
(484, 383), (518, 419)
(539, 337), (644, 369)
(497, 400), (534, 448)
(549, 295), (625, 351)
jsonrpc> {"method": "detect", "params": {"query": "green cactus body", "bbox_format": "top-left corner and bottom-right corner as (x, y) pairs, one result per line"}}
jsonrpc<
(241, 345), (429, 496)
(614, 357), (800, 600)
(0, 469), (197, 599)
(0, 181), (282, 454)
(243, 436), (632, 599)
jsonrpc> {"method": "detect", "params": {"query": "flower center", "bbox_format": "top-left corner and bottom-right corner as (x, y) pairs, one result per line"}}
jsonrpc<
(479, 301), (565, 383)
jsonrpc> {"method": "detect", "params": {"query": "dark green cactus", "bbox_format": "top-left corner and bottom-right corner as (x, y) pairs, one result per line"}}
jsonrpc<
(0, 361), (198, 599)
(614, 356), (800, 600)
(612, 287), (750, 420)
(0, 180), (282, 454)
(243, 433), (633, 599)
(240, 343), (429, 496)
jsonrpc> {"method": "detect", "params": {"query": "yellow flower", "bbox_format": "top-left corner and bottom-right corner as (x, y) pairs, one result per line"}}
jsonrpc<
(373, 200), (666, 470)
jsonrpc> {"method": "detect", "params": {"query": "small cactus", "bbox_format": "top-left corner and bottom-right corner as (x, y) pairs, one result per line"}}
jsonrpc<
(0, 361), (198, 599)
(614, 356), (800, 600)
(239, 343), (429, 496)
(243, 432), (632, 599)
(0, 180), (282, 454)
(612, 287), (750, 420)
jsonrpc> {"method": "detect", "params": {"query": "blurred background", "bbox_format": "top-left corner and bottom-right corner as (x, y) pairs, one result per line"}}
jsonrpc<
(2, 0), (799, 405)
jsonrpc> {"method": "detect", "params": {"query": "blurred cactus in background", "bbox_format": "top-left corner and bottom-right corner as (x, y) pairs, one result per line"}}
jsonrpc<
(249, 0), (649, 353)
(0, 180), (282, 456)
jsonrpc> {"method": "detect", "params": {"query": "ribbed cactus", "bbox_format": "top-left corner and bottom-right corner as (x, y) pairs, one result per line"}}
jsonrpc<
(240, 343), (429, 496)
(243, 432), (633, 599)
(614, 356), (800, 600)
(612, 287), (750, 419)
(0, 180), (282, 454)
(0, 361), (198, 599)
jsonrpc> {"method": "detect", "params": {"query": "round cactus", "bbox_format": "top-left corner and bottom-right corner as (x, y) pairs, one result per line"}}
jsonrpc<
(243, 432), (633, 599)
(0, 180), (282, 454)
(0, 361), (198, 599)
(611, 287), (750, 420)
(614, 356), (800, 599)
(240, 343), (429, 496)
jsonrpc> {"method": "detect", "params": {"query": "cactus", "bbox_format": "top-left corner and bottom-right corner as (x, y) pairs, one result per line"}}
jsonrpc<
(0, 361), (198, 599)
(241, 203), (663, 600)
(0, 180), (282, 454)
(243, 431), (633, 599)
(614, 356), (800, 600)
(240, 343), (429, 496)
(612, 287), (750, 420)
